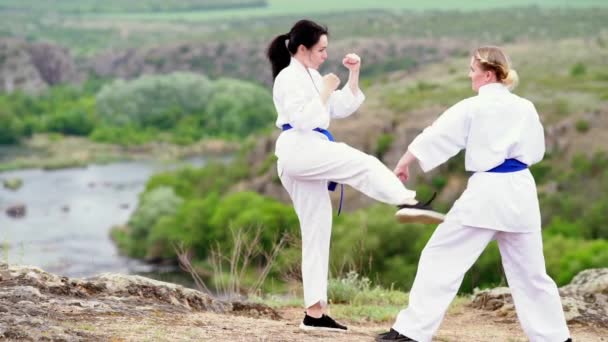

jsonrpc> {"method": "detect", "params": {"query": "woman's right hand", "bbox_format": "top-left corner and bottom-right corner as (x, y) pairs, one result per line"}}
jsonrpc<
(394, 150), (417, 182)
(322, 73), (341, 92)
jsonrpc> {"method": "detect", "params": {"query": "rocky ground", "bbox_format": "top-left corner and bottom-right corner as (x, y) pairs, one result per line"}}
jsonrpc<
(1, 263), (607, 341)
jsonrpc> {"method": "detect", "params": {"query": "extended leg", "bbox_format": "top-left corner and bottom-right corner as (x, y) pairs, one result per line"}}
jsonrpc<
(497, 231), (570, 342)
(391, 223), (497, 342)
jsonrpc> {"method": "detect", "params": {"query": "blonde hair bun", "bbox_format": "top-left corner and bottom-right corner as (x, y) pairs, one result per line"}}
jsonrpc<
(473, 46), (519, 91)
(504, 69), (519, 90)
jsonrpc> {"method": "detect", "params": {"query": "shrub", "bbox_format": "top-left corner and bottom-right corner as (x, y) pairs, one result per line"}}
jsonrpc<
(575, 119), (590, 133)
(0, 109), (23, 144)
(570, 62), (587, 77)
(146, 196), (219, 259)
(96, 72), (212, 128)
(375, 134), (394, 160)
(46, 109), (95, 136)
(126, 186), (184, 257)
(208, 191), (299, 252)
(89, 125), (159, 145)
(205, 78), (275, 137)
(530, 161), (552, 184)
(544, 235), (608, 285)
(328, 271), (371, 304)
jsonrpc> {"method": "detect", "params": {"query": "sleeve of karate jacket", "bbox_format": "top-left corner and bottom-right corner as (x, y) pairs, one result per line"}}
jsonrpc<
(520, 100), (546, 165)
(273, 74), (328, 131)
(328, 85), (366, 119)
(408, 99), (472, 172)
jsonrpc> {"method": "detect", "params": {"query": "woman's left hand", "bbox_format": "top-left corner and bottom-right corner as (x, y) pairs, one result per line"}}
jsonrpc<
(342, 53), (361, 72)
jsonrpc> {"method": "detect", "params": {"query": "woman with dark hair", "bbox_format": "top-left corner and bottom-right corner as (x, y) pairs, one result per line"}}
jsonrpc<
(267, 19), (443, 332)
(377, 46), (571, 342)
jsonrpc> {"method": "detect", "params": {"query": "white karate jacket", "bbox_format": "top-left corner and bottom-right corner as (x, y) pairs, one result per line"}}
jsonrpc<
(273, 57), (365, 132)
(409, 83), (545, 232)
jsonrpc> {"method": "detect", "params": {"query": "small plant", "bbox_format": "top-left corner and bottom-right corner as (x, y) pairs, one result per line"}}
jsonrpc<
(570, 62), (587, 77)
(330, 270), (407, 306)
(175, 225), (288, 300)
(375, 134), (394, 160)
(328, 271), (371, 304)
(431, 175), (447, 191)
(327, 271), (410, 322)
(575, 119), (590, 133)
(2, 178), (23, 191)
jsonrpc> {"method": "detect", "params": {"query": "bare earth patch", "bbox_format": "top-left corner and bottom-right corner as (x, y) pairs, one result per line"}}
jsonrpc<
(54, 306), (607, 341)
(1, 264), (607, 341)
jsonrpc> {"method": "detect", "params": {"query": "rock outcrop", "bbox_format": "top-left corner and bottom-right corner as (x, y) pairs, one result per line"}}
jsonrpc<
(0, 263), (279, 341)
(5, 204), (26, 218)
(87, 37), (464, 87)
(0, 38), (80, 94)
(471, 268), (608, 328)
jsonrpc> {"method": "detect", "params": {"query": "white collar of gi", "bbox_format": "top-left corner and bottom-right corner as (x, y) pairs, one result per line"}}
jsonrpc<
(290, 57), (311, 73)
(478, 82), (509, 95)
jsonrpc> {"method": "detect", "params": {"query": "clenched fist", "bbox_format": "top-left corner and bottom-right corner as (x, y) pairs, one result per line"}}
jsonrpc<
(322, 73), (341, 92)
(342, 53), (361, 72)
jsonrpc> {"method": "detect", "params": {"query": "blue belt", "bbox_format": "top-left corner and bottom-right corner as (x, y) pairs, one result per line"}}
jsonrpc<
(487, 158), (528, 173)
(281, 124), (344, 215)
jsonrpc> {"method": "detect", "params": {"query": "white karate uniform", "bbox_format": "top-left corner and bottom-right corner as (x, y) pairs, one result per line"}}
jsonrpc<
(392, 83), (570, 342)
(273, 58), (417, 308)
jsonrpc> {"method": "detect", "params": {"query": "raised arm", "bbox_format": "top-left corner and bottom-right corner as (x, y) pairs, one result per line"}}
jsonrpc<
(328, 53), (366, 119)
(395, 99), (472, 177)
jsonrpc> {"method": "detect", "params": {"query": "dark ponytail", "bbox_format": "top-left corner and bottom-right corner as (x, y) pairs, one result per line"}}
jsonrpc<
(267, 33), (291, 80)
(266, 19), (328, 80)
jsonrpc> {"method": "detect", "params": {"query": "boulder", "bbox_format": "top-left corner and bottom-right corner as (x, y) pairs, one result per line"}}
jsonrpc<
(470, 268), (608, 328)
(5, 204), (26, 218)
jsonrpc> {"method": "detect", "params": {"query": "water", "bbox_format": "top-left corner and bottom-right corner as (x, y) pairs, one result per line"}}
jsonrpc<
(0, 158), (213, 278)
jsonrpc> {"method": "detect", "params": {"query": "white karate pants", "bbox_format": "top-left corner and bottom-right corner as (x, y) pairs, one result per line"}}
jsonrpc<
(276, 130), (416, 308)
(392, 221), (570, 342)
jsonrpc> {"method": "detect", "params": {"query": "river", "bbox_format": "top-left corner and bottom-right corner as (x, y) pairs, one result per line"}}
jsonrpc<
(0, 158), (213, 279)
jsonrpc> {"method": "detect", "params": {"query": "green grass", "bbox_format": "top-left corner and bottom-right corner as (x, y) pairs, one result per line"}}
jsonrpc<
(374, 38), (608, 125)
(0, 0), (265, 13)
(331, 304), (404, 322)
(2, 6), (607, 57)
(252, 293), (471, 323)
(383, 80), (473, 113)
(249, 295), (304, 308)
(87, 0), (608, 21)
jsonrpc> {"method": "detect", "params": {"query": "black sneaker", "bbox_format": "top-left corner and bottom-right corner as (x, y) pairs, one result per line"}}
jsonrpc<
(564, 339), (572, 342)
(396, 192), (444, 224)
(376, 328), (417, 341)
(299, 314), (347, 332)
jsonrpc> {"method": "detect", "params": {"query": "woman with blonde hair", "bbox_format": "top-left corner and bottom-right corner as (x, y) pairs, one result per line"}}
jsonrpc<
(377, 46), (571, 342)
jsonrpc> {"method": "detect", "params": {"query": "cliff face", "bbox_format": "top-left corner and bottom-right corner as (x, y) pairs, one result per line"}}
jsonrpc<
(0, 38), (81, 94)
(86, 37), (463, 88)
(0, 36), (464, 94)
